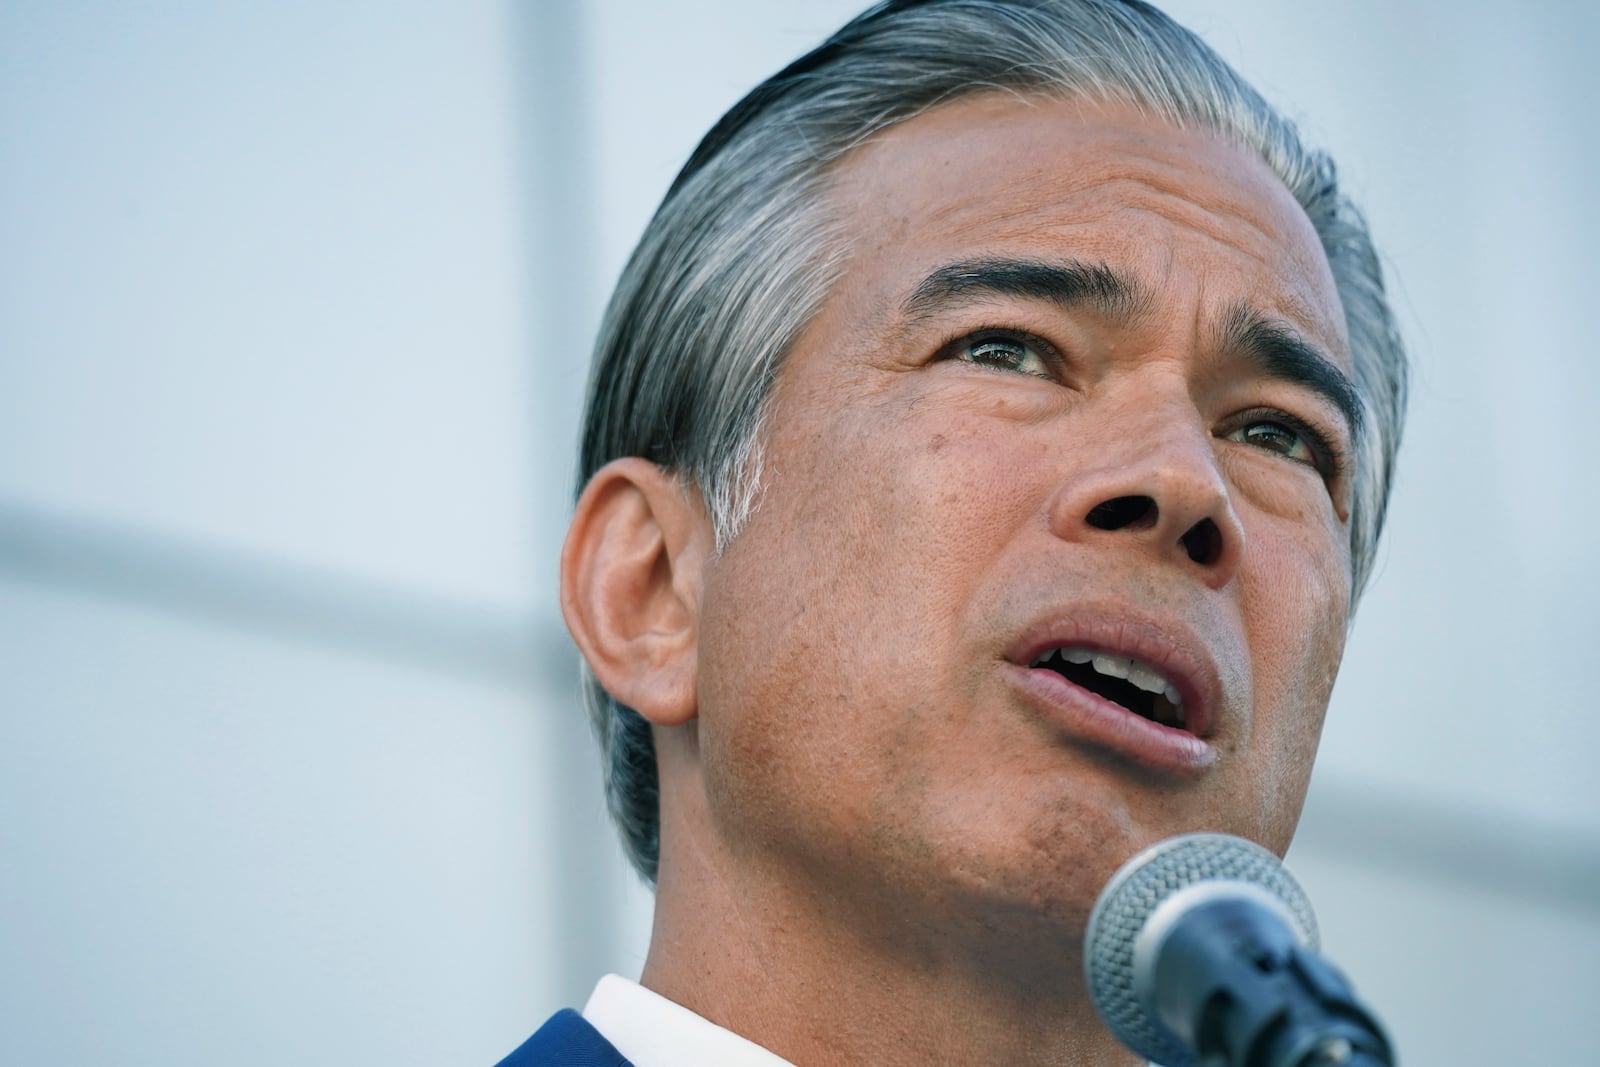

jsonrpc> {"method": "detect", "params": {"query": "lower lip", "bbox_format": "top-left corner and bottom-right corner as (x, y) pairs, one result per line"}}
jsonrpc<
(1003, 663), (1217, 776)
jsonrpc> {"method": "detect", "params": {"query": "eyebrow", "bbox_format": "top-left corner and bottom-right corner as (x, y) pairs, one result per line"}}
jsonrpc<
(1217, 303), (1364, 440)
(902, 257), (1149, 322)
(901, 256), (1363, 442)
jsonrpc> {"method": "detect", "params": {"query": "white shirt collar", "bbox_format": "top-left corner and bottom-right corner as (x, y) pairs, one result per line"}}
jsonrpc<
(583, 973), (798, 1067)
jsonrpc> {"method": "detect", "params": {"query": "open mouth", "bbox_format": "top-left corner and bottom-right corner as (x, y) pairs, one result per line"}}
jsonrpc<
(1029, 647), (1187, 731)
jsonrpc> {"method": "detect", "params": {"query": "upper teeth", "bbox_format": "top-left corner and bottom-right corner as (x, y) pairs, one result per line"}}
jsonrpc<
(1032, 646), (1182, 705)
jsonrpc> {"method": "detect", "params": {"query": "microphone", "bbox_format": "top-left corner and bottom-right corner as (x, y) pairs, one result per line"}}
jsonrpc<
(1083, 833), (1394, 1067)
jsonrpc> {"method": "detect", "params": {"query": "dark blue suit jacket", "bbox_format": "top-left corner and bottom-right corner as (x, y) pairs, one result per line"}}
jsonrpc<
(495, 1010), (635, 1067)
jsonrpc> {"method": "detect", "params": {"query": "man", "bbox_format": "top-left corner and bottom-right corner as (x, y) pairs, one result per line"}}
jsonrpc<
(503, 0), (1406, 1063)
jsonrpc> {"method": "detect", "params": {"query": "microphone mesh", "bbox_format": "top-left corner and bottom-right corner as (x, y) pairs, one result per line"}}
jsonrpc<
(1083, 833), (1318, 1067)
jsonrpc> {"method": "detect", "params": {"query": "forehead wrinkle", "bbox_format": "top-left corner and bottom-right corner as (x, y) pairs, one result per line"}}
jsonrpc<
(1083, 171), (1346, 347)
(916, 126), (1299, 243)
(1090, 175), (1298, 275)
(1059, 123), (1311, 245)
(1089, 188), (1343, 357)
(927, 170), (1322, 305)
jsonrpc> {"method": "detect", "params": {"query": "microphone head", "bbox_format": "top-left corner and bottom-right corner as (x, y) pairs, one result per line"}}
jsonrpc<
(1083, 833), (1319, 1066)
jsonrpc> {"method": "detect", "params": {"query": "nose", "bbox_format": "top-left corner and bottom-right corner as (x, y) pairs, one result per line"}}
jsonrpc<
(1046, 408), (1244, 589)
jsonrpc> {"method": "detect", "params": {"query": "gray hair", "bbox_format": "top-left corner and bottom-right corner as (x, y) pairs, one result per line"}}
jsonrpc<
(577, 0), (1408, 883)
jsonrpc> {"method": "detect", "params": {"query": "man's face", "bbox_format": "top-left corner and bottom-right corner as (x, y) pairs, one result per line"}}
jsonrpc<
(689, 95), (1355, 944)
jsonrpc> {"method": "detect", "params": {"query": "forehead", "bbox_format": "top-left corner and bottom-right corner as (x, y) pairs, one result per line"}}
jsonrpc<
(821, 93), (1349, 367)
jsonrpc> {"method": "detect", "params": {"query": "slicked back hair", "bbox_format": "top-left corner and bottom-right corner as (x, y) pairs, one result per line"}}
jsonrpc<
(577, 0), (1408, 883)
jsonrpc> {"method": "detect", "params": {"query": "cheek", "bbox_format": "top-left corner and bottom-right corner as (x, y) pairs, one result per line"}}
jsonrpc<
(1242, 528), (1349, 690)
(1236, 512), (1351, 849)
(766, 386), (1047, 607)
(692, 393), (1050, 833)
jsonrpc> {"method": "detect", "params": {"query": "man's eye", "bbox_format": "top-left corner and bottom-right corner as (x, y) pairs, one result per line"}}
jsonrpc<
(953, 334), (1053, 378)
(1228, 417), (1317, 465)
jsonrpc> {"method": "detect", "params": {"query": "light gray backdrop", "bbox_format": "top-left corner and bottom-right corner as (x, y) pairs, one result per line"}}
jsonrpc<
(2, 2), (1595, 1063)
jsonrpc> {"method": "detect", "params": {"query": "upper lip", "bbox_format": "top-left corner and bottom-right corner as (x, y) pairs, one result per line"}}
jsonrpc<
(1005, 606), (1227, 738)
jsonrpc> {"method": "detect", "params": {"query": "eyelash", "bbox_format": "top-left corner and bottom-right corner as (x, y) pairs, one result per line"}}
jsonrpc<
(935, 327), (1065, 379)
(1226, 408), (1346, 481)
(935, 325), (1348, 481)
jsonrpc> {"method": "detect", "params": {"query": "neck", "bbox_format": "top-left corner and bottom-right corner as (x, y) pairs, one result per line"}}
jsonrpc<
(642, 770), (1139, 1066)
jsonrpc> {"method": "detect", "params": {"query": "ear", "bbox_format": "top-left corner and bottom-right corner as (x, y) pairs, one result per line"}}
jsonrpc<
(561, 457), (711, 727)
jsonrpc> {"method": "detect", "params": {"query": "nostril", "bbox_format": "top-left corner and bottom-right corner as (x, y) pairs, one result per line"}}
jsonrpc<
(1085, 495), (1157, 531)
(1181, 517), (1222, 565)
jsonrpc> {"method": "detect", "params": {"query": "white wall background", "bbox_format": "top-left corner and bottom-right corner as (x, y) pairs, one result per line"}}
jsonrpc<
(1, 2), (1595, 1064)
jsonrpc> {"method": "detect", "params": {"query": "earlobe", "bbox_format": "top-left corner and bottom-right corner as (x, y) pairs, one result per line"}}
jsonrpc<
(561, 458), (710, 727)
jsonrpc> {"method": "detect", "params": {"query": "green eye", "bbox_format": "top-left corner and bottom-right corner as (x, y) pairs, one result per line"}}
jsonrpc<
(1229, 418), (1316, 464)
(957, 335), (1052, 378)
